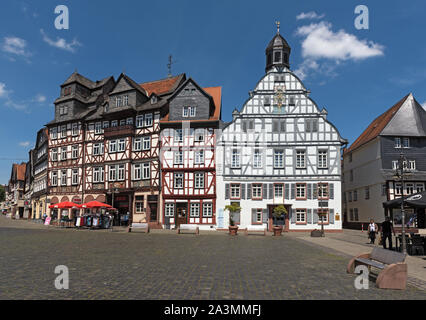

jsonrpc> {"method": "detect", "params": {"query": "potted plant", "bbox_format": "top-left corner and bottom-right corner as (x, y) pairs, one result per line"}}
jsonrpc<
(225, 203), (241, 236)
(272, 205), (287, 236)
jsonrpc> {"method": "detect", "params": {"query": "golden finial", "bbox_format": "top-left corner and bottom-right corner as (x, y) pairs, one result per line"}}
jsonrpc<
(275, 21), (280, 34)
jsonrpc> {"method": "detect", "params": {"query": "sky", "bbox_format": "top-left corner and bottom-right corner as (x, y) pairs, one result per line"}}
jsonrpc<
(1, 0), (426, 184)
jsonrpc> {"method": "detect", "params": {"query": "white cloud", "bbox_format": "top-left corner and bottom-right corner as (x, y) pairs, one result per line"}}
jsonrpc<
(5, 100), (27, 111)
(0, 82), (9, 98)
(40, 29), (82, 53)
(296, 11), (325, 20)
(293, 21), (384, 80)
(34, 94), (46, 103)
(19, 141), (30, 147)
(2, 37), (32, 57)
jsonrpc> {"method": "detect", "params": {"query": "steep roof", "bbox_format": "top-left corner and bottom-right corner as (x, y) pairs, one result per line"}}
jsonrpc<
(346, 93), (426, 153)
(11, 163), (26, 182)
(62, 71), (96, 89)
(140, 74), (185, 96)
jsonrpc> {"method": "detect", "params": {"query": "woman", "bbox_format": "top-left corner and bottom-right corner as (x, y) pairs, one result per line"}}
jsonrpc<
(368, 219), (378, 244)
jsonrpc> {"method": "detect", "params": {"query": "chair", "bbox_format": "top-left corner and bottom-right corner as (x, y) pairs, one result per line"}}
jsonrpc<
(408, 235), (425, 255)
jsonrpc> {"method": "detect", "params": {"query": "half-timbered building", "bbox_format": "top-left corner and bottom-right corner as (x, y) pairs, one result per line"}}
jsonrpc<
(160, 78), (222, 230)
(216, 27), (347, 232)
(31, 128), (49, 220)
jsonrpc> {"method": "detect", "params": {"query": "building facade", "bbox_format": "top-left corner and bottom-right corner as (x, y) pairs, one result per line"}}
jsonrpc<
(342, 93), (426, 230)
(160, 78), (222, 230)
(31, 128), (49, 219)
(7, 163), (26, 218)
(216, 29), (346, 232)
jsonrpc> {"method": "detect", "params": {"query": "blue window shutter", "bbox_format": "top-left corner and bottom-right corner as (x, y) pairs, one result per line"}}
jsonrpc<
(241, 184), (246, 199)
(262, 208), (268, 223)
(225, 184), (230, 199)
(269, 184), (273, 199)
(329, 209), (334, 224)
(291, 183), (295, 199)
(307, 184), (312, 200)
(290, 208), (296, 224)
(285, 184), (290, 199)
(329, 183), (334, 199)
(234, 211), (240, 224)
(307, 209), (312, 224)
(313, 209), (318, 223)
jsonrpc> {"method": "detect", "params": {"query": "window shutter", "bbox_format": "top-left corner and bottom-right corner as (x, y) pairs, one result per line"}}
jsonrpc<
(313, 209), (318, 223)
(262, 119), (265, 129)
(245, 184), (250, 199)
(307, 209), (312, 224)
(252, 209), (257, 224)
(305, 119), (311, 132)
(313, 183), (318, 199)
(249, 120), (254, 130)
(263, 184), (268, 199)
(307, 184), (312, 199)
(329, 183), (334, 199)
(225, 184), (230, 199)
(290, 208), (296, 224)
(291, 183), (295, 199)
(269, 184), (273, 199)
(242, 184), (246, 200)
(329, 209), (335, 224)
(262, 209), (268, 223)
(234, 211), (241, 224)
(285, 184), (290, 200)
(242, 121), (247, 132)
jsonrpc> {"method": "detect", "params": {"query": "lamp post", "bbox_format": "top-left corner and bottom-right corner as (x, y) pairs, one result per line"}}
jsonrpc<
(107, 186), (119, 225)
(396, 153), (408, 254)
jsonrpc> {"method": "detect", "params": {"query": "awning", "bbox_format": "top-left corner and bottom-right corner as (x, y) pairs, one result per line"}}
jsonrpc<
(383, 191), (426, 209)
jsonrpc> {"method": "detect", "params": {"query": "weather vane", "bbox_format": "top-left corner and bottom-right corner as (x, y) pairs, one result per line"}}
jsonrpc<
(275, 21), (280, 34)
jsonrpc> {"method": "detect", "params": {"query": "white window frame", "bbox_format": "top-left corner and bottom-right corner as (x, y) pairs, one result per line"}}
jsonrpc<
(142, 162), (150, 180)
(175, 129), (183, 142)
(144, 113), (153, 127)
(195, 149), (204, 165)
(231, 149), (241, 168)
(190, 203), (200, 217)
(61, 170), (67, 186)
(165, 203), (175, 217)
(194, 173), (204, 189)
(142, 136), (151, 150)
(51, 171), (58, 186)
(72, 123), (78, 136)
(253, 150), (262, 168)
(296, 150), (306, 169)
(136, 115), (144, 128)
(174, 150), (183, 165)
(72, 169), (78, 185)
(117, 164), (125, 181)
(118, 139), (125, 152)
(274, 150), (284, 168)
(274, 184), (283, 198)
(318, 150), (328, 169)
(174, 173), (184, 189)
(230, 184), (240, 199)
(133, 137), (142, 151)
(95, 122), (102, 134)
(252, 184), (262, 199)
(109, 140), (117, 153)
(296, 209), (306, 223)
(72, 145), (78, 159)
(203, 203), (213, 217)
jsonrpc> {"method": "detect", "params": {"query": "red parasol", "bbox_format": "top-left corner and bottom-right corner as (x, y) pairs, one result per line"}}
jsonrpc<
(48, 201), (80, 209)
(79, 201), (113, 209)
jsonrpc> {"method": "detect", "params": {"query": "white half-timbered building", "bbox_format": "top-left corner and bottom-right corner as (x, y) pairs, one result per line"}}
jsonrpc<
(216, 27), (347, 232)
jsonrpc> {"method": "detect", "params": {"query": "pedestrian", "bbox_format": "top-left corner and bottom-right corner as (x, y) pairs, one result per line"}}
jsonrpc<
(42, 212), (47, 224)
(368, 219), (378, 244)
(380, 216), (395, 250)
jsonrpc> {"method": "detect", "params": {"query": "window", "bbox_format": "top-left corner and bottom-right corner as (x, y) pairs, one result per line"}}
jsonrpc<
(274, 51), (281, 62)
(61, 125), (67, 138)
(136, 115), (144, 128)
(348, 191), (352, 202)
(133, 138), (142, 151)
(296, 183), (306, 199)
(117, 164), (125, 181)
(274, 184), (283, 198)
(165, 203), (175, 217)
(353, 190), (358, 201)
(142, 137), (151, 150)
(395, 183), (402, 195)
(402, 137), (410, 148)
(51, 171), (58, 186)
(144, 113), (153, 127)
(175, 129), (183, 142)
(64, 87), (72, 96)
(118, 139), (125, 152)
(253, 208), (262, 223)
(123, 95), (128, 106)
(72, 123), (78, 136)
(203, 203), (213, 217)
(183, 106), (196, 117)
(230, 184), (240, 199)
(195, 173), (204, 189)
(406, 183), (415, 195)
(190, 203), (200, 217)
(52, 148), (58, 162)
(365, 187), (370, 200)
(318, 150), (328, 169)
(289, 96), (295, 106)
(51, 127), (57, 140)
(115, 96), (122, 107)
(135, 196), (144, 213)
(318, 209), (329, 223)
(305, 119), (318, 132)
(252, 184), (262, 199)
(394, 137), (401, 148)
(350, 209), (354, 221)
(296, 150), (306, 169)
(72, 145), (78, 159)
(102, 121), (109, 129)
(253, 150), (262, 168)
(194, 129), (204, 142)
(61, 170), (67, 186)
(111, 120), (118, 127)
(61, 147), (67, 161)
(296, 209), (306, 223)
(416, 183), (424, 193)
(382, 184), (387, 196)
(95, 122), (102, 134)
(59, 105), (68, 116)
(231, 149), (241, 168)
(72, 169), (78, 185)
(93, 167), (104, 183)
(133, 164), (142, 180)
(195, 149), (204, 164)
(392, 160), (399, 170)
(109, 166), (116, 181)
(142, 162), (150, 180)
(126, 117), (133, 125)
(274, 150), (284, 168)
(120, 119), (126, 126)
(109, 140), (117, 153)
(318, 183), (328, 199)
(174, 150), (183, 165)
(174, 173), (183, 189)
(354, 208), (359, 221)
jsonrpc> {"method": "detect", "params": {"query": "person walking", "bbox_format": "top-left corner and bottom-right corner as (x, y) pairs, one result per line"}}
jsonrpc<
(368, 219), (378, 244)
(380, 216), (395, 250)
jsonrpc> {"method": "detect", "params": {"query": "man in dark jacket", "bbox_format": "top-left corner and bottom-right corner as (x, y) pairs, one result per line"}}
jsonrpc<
(380, 216), (395, 250)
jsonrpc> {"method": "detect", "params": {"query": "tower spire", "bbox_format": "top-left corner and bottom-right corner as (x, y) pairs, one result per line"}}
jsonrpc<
(275, 21), (280, 34)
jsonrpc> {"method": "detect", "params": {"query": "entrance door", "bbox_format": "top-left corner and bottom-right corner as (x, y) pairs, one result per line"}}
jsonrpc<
(176, 204), (187, 227)
(149, 202), (158, 222)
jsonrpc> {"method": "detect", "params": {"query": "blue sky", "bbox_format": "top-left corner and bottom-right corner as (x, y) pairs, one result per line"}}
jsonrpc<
(1, 0), (426, 184)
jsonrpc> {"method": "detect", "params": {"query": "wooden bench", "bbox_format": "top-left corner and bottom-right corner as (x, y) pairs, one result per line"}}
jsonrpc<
(177, 224), (199, 235)
(347, 247), (407, 290)
(245, 225), (266, 236)
(128, 223), (150, 233)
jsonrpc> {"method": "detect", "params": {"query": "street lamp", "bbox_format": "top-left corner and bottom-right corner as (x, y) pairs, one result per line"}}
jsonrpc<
(395, 152), (410, 254)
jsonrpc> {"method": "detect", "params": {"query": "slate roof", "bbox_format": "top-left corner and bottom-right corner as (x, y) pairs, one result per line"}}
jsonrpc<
(266, 33), (291, 50)
(346, 93), (426, 153)
(62, 72), (96, 88)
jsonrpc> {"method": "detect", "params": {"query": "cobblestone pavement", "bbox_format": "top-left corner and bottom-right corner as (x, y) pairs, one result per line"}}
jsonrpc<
(0, 216), (425, 300)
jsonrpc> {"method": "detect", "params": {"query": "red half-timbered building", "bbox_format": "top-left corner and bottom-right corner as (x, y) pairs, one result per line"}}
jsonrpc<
(160, 78), (222, 229)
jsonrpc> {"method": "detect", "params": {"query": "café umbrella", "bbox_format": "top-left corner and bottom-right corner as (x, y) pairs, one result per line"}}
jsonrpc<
(79, 201), (113, 209)
(48, 201), (80, 209)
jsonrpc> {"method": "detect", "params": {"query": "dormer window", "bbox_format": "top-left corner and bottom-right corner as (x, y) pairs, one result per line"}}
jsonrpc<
(64, 87), (72, 96)
(151, 96), (157, 104)
(183, 106), (196, 117)
(274, 51), (281, 63)
(59, 105), (68, 116)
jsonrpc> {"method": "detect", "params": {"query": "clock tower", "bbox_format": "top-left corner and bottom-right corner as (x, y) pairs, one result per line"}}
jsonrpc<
(265, 21), (291, 72)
